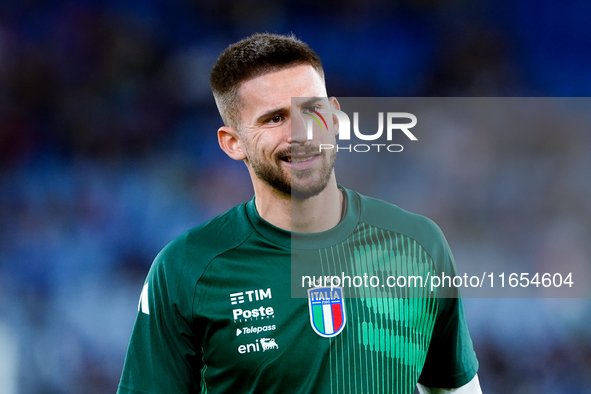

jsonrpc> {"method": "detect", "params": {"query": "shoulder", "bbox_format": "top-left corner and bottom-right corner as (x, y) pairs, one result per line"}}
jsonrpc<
(355, 190), (446, 244)
(148, 202), (255, 286)
(347, 188), (453, 268)
(349, 188), (459, 292)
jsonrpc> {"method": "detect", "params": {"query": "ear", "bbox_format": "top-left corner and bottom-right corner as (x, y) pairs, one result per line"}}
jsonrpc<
(218, 126), (247, 161)
(329, 96), (341, 136)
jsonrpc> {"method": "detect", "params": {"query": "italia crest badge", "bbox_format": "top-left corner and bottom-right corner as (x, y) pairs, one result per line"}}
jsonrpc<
(307, 287), (346, 338)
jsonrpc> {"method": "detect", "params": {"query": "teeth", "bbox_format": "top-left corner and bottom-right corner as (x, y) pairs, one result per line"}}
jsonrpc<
(289, 156), (314, 164)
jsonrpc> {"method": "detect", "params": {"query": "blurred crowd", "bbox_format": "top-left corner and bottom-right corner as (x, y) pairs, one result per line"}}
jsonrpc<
(1, 0), (590, 393)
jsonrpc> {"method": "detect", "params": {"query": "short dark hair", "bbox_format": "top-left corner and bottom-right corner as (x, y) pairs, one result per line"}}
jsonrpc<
(210, 33), (324, 129)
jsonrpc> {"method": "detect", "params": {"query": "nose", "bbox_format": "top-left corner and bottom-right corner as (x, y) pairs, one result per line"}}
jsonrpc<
(289, 110), (309, 144)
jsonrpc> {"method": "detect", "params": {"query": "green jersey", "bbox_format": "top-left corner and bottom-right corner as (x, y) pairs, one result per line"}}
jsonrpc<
(117, 186), (478, 394)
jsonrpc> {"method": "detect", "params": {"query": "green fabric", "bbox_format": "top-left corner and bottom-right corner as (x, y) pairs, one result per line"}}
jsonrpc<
(117, 186), (478, 394)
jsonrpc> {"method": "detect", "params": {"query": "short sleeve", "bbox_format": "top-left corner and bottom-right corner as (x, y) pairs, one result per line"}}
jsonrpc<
(117, 244), (202, 394)
(418, 296), (479, 388)
(417, 230), (479, 388)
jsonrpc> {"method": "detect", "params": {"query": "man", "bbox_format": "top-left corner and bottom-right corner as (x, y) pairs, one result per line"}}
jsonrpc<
(117, 33), (482, 394)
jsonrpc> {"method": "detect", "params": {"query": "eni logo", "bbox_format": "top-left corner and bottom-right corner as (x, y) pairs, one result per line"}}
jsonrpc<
(237, 337), (279, 354)
(260, 338), (279, 351)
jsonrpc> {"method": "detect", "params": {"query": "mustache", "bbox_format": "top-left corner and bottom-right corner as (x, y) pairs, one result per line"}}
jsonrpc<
(275, 145), (323, 161)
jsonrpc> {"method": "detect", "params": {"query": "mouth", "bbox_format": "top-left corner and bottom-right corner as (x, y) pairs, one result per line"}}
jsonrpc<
(282, 155), (317, 164)
(280, 152), (321, 170)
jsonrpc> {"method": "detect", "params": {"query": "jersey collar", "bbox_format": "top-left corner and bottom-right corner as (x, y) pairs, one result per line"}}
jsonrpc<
(245, 185), (360, 250)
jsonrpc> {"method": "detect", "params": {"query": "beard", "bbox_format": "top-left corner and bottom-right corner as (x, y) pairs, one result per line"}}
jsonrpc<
(247, 144), (336, 200)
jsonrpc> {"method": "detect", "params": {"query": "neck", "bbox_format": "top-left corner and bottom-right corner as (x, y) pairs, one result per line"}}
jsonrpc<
(253, 176), (343, 233)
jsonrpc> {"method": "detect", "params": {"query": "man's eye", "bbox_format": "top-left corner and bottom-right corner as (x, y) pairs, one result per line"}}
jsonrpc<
(269, 115), (283, 124)
(303, 106), (319, 114)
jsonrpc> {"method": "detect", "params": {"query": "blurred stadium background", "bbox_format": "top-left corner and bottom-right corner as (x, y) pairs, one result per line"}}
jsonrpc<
(1, 0), (590, 393)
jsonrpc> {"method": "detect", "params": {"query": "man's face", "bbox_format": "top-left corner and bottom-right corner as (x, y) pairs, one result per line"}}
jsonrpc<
(236, 65), (339, 200)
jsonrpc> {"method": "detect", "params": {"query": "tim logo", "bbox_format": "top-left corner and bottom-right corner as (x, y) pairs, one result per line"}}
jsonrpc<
(230, 288), (275, 322)
(237, 338), (279, 354)
(308, 287), (346, 338)
(230, 288), (272, 305)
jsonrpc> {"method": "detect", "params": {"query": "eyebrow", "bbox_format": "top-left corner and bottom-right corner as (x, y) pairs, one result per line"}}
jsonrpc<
(299, 97), (326, 108)
(256, 107), (288, 124)
(255, 97), (327, 123)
